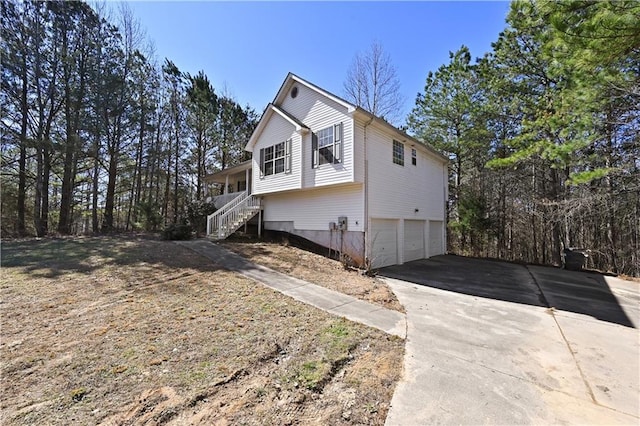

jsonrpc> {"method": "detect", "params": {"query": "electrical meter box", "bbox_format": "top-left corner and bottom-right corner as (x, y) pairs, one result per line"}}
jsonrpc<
(337, 216), (348, 231)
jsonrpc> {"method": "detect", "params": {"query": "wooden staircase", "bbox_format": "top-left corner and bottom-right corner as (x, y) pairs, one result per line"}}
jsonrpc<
(206, 191), (261, 240)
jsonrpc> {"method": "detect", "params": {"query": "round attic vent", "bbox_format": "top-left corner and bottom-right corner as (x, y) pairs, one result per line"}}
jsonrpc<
(291, 86), (298, 98)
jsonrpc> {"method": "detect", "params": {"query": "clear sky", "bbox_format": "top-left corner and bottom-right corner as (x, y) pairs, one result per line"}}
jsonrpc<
(126, 1), (511, 120)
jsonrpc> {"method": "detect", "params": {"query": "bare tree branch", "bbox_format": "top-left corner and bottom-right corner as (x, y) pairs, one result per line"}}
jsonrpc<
(343, 41), (403, 124)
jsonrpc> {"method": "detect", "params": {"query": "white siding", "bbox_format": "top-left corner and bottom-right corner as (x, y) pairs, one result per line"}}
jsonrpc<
(262, 183), (364, 232)
(359, 118), (447, 265)
(365, 122), (446, 221)
(353, 120), (366, 183)
(278, 83), (355, 189)
(252, 112), (302, 195)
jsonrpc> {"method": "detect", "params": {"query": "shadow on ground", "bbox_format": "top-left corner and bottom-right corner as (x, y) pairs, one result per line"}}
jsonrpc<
(1, 235), (223, 279)
(379, 255), (636, 328)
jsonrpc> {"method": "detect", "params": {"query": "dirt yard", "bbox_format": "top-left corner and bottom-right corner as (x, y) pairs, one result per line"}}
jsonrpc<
(220, 240), (404, 312)
(0, 236), (404, 425)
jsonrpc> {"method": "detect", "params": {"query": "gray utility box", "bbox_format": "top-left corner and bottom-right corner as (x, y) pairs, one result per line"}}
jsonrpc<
(563, 248), (589, 271)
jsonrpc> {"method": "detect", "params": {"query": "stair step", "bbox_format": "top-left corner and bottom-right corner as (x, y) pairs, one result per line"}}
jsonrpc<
(208, 204), (260, 240)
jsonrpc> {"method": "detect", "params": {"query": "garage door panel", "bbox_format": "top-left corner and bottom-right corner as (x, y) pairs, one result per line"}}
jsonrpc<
(429, 220), (444, 256)
(370, 219), (397, 269)
(404, 220), (425, 262)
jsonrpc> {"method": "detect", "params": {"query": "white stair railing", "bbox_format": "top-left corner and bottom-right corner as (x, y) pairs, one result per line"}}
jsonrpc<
(207, 191), (246, 236)
(206, 191), (261, 239)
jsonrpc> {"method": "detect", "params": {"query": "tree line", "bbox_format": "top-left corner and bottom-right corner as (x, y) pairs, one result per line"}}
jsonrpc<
(406, 0), (639, 276)
(1, 0), (257, 237)
(2, 1), (638, 276)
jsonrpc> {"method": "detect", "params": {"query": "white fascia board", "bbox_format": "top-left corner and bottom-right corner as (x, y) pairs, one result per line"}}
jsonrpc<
(245, 104), (309, 152)
(270, 105), (309, 134)
(245, 107), (273, 152)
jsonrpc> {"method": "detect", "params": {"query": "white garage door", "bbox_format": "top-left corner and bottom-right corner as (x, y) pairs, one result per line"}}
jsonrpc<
(429, 220), (444, 256)
(404, 220), (425, 263)
(370, 219), (398, 268)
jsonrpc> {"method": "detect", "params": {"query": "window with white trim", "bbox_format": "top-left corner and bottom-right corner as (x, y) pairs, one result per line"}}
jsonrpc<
(259, 139), (291, 178)
(312, 123), (343, 167)
(393, 140), (404, 166)
(411, 148), (417, 166)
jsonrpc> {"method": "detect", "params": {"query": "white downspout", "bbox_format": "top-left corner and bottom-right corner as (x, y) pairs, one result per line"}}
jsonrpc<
(443, 162), (448, 254)
(363, 116), (374, 268)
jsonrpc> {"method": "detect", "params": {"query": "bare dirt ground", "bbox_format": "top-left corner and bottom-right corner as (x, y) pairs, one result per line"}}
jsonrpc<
(0, 236), (404, 425)
(220, 240), (404, 313)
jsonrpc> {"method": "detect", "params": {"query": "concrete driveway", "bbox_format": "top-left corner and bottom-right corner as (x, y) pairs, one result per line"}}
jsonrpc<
(381, 255), (639, 425)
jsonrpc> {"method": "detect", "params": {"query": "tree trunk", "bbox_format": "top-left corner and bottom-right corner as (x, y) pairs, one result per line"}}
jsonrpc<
(58, 133), (76, 234)
(41, 148), (51, 236)
(17, 59), (28, 235)
(173, 122), (179, 222)
(103, 152), (118, 232)
(92, 155), (100, 233)
(34, 148), (43, 237)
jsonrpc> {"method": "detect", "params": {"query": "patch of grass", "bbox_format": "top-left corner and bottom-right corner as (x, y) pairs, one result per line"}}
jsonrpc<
(321, 319), (359, 358)
(297, 360), (330, 391)
(325, 321), (350, 338)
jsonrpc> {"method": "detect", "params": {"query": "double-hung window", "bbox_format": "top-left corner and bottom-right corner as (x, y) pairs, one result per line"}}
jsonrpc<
(312, 123), (343, 167)
(411, 148), (417, 166)
(393, 140), (404, 166)
(259, 139), (292, 178)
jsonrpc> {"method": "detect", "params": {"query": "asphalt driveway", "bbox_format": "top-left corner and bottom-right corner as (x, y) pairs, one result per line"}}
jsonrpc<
(381, 255), (639, 425)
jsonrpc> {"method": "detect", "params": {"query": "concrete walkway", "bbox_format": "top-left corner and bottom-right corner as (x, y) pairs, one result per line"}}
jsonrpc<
(175, 239), (406, 338)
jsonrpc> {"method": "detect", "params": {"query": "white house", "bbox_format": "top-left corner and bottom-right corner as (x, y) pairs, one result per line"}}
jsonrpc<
(205, 73), (448, 268)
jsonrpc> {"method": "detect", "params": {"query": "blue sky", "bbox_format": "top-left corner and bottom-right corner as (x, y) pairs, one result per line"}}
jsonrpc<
(127, 1), (511, 120)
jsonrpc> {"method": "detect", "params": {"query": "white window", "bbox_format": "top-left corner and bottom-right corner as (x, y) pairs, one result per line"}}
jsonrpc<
(312, 123), (343, 167)
(260, 139), (291, 178)
(393, 140), (404, 166)
(412, 148), (417, 166)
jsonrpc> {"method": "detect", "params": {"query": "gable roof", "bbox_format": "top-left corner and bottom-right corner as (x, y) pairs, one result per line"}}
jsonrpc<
(273, 73), (357, 113)
(245, 73), (448, 163)
(245, 103), (309, 152)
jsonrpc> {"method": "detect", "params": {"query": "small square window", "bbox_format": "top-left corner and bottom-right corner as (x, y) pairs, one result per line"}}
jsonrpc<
(412, 148), (417, 166)
(393, 140), (404, 166)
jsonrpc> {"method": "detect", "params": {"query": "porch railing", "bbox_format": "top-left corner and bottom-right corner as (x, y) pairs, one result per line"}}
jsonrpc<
(206, 191), (261, 239)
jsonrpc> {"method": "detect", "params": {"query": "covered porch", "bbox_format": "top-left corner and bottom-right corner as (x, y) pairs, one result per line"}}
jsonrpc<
(203, 160), (252, 208)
